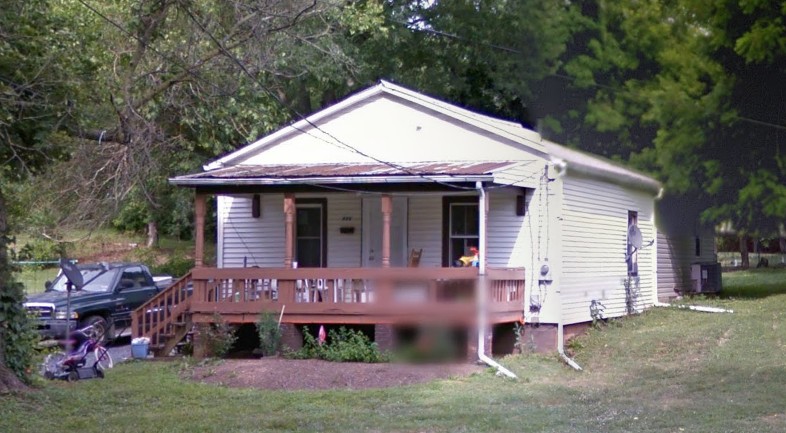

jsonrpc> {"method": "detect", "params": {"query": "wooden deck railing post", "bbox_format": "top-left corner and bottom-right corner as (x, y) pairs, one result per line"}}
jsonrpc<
(284, 194), (295, 268)
(381, 194), (392, 268)
(194, 192), (207, 267)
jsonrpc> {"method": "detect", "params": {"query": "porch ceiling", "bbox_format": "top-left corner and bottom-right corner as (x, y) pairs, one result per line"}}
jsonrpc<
(170, 160), (539, 188)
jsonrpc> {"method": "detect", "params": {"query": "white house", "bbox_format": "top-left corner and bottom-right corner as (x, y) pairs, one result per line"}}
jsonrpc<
(137, 81), (676, 357)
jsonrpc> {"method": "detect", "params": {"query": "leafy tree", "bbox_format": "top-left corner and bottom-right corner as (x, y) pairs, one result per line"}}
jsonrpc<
(547, 0), (786, 267)
(0, 0), (88, 391)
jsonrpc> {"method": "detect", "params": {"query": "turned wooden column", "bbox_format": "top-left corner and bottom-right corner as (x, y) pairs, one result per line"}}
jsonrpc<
(284, 194), (296, 268)
(381, 194), (392, 268)
(194, 192), (207, 268)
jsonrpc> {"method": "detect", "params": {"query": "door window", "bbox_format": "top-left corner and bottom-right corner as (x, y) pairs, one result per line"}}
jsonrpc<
(296, 201), (326, 267)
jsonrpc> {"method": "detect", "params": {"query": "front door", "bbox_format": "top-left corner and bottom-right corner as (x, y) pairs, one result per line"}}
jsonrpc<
(295, 200), (327, 267)
(362, 197), (407, 267)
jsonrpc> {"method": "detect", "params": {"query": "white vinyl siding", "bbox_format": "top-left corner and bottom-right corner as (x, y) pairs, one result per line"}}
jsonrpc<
(218, 194), (285, 268)
(657, 232), (716, 300)
(558, 174), (657, 325)
(407, 195), (443, 267)
(218, 194), (361, 268)
(486, 188), (535, 269)
(325, 194), (361, 267)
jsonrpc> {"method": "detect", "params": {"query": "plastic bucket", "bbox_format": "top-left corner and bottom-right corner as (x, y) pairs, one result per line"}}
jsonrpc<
(131, 343), (149, 359)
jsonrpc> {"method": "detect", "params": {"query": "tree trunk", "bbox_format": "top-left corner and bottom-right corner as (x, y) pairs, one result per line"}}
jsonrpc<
(0, 186), (28, 393)
(739, 235), (750, 269)
(146, 220), (158, 248)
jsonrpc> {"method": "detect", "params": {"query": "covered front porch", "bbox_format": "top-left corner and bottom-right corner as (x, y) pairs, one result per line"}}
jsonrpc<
(133, 161), (539, 356)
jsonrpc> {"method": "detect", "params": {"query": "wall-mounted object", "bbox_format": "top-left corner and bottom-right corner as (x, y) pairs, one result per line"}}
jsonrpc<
(251, 194), (261, 218)
(515, 193), (526, 216)
(339, 226), (355, 234)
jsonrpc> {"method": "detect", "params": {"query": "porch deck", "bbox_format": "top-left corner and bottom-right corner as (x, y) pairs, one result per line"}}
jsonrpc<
(131, 266), (525, 355)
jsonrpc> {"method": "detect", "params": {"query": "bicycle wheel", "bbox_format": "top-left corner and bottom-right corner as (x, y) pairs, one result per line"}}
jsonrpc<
(93, 346), (113, 370)
(41, 352), (66, 379)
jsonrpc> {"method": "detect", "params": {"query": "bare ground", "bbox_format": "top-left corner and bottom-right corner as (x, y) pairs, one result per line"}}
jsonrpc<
(190, 358), (483, 390)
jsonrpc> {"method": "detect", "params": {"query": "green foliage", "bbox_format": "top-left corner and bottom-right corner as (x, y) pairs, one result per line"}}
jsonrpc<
(151, 253), (194, 278)
(16, 239), (65, 262)
(0, 293), (39, 384)
(112, 200), (149, 234)
(255, 312), (281, 357)
(288, 326), (387, 363)
(204, 314), (236, 359)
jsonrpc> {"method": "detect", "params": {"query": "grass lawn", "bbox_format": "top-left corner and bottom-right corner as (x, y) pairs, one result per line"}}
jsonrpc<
(2, 270), (786, 432)
(14, 266), (60, 295)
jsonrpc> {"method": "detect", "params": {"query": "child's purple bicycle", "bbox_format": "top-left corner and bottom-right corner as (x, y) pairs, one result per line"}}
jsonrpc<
(41, 325), (113, 382)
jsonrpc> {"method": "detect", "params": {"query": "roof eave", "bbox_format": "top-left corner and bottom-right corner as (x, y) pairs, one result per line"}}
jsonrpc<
(169, 174), (494, 187)
(555, 158), (662, 195)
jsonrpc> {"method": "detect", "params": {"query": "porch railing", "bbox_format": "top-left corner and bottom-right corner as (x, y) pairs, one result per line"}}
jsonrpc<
(188, 267), (525, 325)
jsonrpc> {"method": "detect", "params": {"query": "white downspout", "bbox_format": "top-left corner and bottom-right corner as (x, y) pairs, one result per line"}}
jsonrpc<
(476, 182), (517, 379)
(552, 161), (582, 371)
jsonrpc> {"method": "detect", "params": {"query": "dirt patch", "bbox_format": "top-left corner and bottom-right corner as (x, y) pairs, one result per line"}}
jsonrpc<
(78, 242), (139, 263)
(717, 328), (733, 347)
(190, 358), (483, 390)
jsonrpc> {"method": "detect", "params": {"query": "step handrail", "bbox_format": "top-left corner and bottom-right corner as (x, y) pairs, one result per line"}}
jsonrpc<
(132, 272), (193, 339)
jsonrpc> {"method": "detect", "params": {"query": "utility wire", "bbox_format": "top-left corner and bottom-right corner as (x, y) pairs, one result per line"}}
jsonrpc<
(76, 0), (545, 191)
(184, 6), (552, 191)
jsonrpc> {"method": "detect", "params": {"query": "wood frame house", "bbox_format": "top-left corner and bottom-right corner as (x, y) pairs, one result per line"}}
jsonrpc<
(132, 81), (666, 357)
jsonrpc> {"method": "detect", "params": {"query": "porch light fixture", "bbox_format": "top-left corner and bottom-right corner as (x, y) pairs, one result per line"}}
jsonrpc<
(516, 193), (527, 216)
(251, 194), (261, 218)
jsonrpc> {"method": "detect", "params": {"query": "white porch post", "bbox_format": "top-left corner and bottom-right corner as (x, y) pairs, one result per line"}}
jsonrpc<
(477, 182), (488, 351)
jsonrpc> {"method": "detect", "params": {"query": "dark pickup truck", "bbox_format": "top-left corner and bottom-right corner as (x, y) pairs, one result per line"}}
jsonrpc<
(24, 263), (171, 343)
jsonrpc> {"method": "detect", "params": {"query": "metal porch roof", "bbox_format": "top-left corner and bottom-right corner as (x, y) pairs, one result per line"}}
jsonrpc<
(170, 160), (537, 187)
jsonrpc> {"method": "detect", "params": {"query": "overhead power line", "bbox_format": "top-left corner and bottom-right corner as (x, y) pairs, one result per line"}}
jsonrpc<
(76, 1), (544, 193)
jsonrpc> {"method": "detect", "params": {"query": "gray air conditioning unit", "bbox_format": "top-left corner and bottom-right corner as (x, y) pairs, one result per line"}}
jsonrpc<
(690, 262), (722, 294)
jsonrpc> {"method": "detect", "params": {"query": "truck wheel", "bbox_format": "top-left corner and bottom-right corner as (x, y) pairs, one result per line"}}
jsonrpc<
(81, 316), (109, 345)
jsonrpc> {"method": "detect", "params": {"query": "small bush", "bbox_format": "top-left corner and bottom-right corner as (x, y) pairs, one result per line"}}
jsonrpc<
(0, 281), (40, 383)
(255, 312), (281, 356)
(152, 253), (194, 278)
(288, 326), (387, 363)
(204, 313), (237, 358)
(16, 238), (64, 262)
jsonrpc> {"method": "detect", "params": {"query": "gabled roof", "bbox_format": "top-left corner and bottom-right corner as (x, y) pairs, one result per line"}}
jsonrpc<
(205, 80), (546, 169)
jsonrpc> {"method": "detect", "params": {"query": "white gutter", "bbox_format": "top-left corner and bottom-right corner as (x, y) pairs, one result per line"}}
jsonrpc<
(654, 302), (733, 314)
(476, 182), (517, 379)
(552, 162), (583, 371)
(169, 174), (494, 187)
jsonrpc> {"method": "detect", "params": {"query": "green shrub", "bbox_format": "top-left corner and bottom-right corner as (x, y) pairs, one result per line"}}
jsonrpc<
(152, 253), (194, 277)
(255, 312), (281, 356)
(0, 285), (40, 383)
(16, 238), (64, 262)
(288, 326), (387, 363)
(204, 313), (236, 358)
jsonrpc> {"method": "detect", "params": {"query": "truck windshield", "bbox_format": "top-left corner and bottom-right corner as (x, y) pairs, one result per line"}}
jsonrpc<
(49, 269), (119, 293)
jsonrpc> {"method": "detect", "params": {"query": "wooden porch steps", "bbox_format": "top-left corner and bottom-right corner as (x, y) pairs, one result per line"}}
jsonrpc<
(131, 272), (195, 357)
